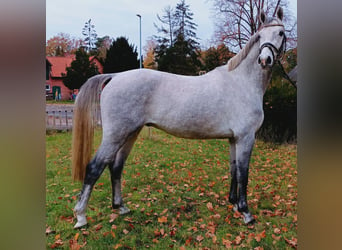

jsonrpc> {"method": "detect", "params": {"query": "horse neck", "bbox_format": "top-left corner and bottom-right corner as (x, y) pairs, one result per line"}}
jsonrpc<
(233, 41), (272, 95)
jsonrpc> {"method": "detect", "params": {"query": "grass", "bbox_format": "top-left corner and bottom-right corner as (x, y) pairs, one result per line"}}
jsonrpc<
(46, 128), (297, 249)
(46, 100), (75, 105)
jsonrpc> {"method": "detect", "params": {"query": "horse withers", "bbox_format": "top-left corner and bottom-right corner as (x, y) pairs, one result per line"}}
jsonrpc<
(72, 8), (286, 228)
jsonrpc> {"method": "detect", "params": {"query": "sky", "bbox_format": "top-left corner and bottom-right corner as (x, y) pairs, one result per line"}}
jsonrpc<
(46, 0), (297, 52)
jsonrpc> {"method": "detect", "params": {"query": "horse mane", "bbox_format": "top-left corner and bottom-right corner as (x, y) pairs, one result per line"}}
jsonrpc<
(227, 33), (260, 71)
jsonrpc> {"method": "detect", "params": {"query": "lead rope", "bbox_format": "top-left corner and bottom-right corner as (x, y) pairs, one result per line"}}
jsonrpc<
(276, 33), (297, 89)
(276, 60), (297, 89)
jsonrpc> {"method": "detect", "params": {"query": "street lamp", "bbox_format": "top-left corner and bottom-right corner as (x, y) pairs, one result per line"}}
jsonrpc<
(136, 14), (142, 69)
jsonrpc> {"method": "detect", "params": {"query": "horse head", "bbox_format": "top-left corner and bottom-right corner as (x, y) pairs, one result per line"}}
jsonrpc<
(257, 7), (286, 69)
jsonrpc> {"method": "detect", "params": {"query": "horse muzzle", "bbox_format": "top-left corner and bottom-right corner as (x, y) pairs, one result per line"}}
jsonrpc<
(258, 55), (273, 69)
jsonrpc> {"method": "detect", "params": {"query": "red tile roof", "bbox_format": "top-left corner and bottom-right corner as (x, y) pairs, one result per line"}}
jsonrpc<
(47, 55), (103, 77)
(46, 56), (75, 77)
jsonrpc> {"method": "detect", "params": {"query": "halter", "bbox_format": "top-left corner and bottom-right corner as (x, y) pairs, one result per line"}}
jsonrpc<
(258, 24), (286, 61)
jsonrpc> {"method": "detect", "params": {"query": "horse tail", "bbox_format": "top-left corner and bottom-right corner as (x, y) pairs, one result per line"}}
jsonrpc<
(72, 74), (113, 182)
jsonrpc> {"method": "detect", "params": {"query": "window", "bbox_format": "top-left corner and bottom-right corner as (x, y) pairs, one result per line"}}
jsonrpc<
(46, 84), (51, 92)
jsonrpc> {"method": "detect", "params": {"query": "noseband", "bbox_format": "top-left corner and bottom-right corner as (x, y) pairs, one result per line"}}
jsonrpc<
(258, 24), (286, 61)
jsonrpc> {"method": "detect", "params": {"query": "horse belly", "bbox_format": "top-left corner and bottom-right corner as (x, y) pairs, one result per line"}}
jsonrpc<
(147, 114), (233, 139)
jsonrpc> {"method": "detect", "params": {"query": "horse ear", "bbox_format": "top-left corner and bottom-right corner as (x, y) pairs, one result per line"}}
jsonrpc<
(259, 10), (266, 24)
(277, 7), (284, 20)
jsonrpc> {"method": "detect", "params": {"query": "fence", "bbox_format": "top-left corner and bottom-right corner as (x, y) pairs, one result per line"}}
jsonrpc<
(46, 107), (101, 131)
(46, 110), (74, 130)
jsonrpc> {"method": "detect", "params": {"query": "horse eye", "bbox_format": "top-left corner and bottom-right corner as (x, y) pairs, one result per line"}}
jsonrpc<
(279, 31), (284, 36)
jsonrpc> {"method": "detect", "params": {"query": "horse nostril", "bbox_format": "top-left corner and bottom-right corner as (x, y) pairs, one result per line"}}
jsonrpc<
(266, 56), (272, 65)
(258, 57), (261, 64)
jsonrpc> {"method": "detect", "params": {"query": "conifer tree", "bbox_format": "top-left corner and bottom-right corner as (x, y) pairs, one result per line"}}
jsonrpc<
(82, 19), (98, 53)
(62, 48), (99, 90)
(103, 37), (139, 73)
(154, 0), (201, 75)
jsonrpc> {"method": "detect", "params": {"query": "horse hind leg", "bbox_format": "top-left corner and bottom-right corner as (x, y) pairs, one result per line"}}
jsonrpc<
(74, 142), (121, 228)
(109, 130), (141, 215)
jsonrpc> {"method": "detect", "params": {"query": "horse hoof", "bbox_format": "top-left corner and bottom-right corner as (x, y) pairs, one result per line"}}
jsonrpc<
(119, 206), (130, 215)
(243, 213), (255, 225)
(74, 214), (87, 228)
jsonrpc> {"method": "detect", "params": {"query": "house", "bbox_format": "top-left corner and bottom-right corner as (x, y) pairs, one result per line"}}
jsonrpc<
(46, 55), (103, 100)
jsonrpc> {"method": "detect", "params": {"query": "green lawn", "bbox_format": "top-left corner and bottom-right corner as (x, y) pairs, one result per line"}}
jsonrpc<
(46, 128), (297, 249)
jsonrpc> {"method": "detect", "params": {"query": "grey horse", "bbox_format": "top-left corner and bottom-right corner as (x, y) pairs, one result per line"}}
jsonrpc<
(72, 8), (286, 228)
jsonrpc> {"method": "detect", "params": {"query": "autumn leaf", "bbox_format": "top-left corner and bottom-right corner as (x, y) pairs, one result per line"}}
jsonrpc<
(94, 224), (102, 231)
(206, 202), (213, 211)
(234, 235), (242, 245)
(254, 230), (266, 242)
(285, 237), (297, 248)
(74, 233), (79, 241)
(158, 216), (168, 223)
(113, 244), (122, 249)
(123, 229), (129, 234)
(46, 226), (55, 235)
(50, 239), (63, 249)
(222, 238), (232, 248)
(109, 213), (119, 223)
(160, 208), (168, 215)
(196, 235), (204, 242)
(185, 237), (192, 246)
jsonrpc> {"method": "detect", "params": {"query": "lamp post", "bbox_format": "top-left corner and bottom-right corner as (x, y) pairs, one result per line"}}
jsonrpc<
(136, 14), (142, 69)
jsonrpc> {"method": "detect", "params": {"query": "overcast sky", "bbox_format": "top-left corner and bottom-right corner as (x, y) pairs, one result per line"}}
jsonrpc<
(46, 0), (297, 51)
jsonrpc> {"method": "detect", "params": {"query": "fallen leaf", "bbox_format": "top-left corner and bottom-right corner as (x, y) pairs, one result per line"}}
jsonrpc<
(234, 235), (242, 245)
(185, 237), (192, 246)
(207, 202), (213, 211)
(74, 233), (79, 241)
(50, 239), (63, 248)
(158, 216), (168, 223)
(46, 226), (55, 235)
(123, 229), (129, 234)
(222, 238), (232, 248)
(109, 213), (119, 223)
(196, 235), (204, 242)
(94, 224), (102, 231)
(285, 237), (297, 248)
(161, 208), (168, 215)
(113, 244), (122, 249)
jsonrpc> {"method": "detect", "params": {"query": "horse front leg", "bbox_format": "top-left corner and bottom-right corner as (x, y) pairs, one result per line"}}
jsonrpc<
(228, 138), (238, 206)
(235, 134), (256, 224)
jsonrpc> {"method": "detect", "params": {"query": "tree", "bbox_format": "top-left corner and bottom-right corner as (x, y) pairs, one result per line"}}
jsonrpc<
(62, 48), (99, 90)
(82, 19), (98, 53)
(173, 0), (199, 48)
(154, 0), (201, 75)
(210, 0), (297, 52)
(202, 43), (233, 71)
(95, 36), (113, 64)
(143, 39), (158, 70)
(103, 37), (139, 73)
(46, 33), (82, 56)
(158, 34), (201, 75)
(154, 6), (176, 48)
